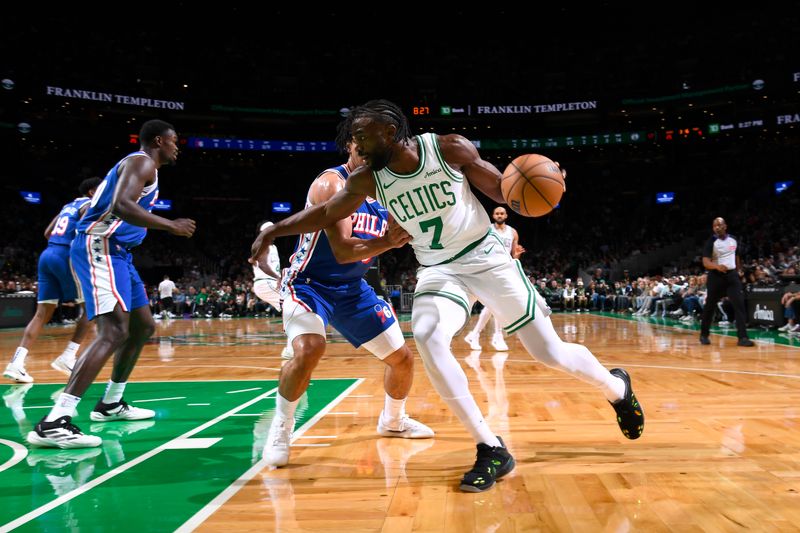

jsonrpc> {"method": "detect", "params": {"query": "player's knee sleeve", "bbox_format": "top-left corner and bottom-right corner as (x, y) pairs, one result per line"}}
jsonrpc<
(411, 296), (471, 400)
(284, 312), (326, 344)
(361, 321), (405, 360)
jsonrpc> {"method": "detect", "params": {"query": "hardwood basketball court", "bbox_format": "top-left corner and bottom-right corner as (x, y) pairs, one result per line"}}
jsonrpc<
(1, 313), (799, 531)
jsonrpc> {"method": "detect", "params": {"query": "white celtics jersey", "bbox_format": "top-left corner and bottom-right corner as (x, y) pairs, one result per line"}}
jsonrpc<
(494, 224), (515, 252)
(252, 244), (280, 281)
(373, 133), (490, 266)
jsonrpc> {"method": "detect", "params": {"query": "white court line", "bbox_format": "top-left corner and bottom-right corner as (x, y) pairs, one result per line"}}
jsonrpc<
(0, 439), (28, 473)
(226, 387), (261, 394)
(132, 396), (186, 403)
(292, 443), (330, 447)
(22, 405), (53, 409)
(165, 438), (221, 449)
(0, 386), (278, 533)
(348, 394), (372, 398)
(228, 413), (262, 417)
(623, 363), (800, 380)
(175, 378), (364, 533)
(327, 411), (358, 415)
(188, 403), (210, 406)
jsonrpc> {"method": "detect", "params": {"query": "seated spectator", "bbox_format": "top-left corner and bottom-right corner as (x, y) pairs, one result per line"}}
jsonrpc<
(575, 279), (588, 312)
(562, 278), (575, 311)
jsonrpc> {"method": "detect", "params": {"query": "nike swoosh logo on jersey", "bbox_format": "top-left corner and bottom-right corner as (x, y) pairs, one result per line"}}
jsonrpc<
(383, 179), (399, 189)
(483, 244), (496, 254)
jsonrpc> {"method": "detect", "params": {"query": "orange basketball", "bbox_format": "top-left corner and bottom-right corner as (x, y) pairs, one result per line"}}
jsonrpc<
(501, 154), (565, 217)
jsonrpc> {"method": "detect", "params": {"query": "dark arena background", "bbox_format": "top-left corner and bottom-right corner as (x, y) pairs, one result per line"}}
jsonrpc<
(1, 8), (799, 532)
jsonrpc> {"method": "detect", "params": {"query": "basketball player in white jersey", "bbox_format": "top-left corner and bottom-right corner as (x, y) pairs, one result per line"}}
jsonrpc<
(463, 206), (525, 351)
(251, 100), (644, 492)
(252, 221), (293, 359)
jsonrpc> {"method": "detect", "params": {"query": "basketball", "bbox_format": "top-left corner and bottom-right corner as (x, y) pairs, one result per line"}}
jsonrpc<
(501, 154), (565, 217)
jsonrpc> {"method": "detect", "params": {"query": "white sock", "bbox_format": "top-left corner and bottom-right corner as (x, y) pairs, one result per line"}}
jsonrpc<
(471, 306), (492, 335)
(61, 341), (80, 359)
(493, 315), (503, 336)
(45, 393), (81, 421)
(383, 394), (406, 421)
(276, 392), (299, 420)
(413, 296), (502, 448)
(102, 381), (127, 404)
(10, 347), (28, 366)
(516, 316), (625, 402)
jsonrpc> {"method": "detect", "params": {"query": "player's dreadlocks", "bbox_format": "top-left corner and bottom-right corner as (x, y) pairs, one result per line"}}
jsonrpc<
(335, 99), (412, 153)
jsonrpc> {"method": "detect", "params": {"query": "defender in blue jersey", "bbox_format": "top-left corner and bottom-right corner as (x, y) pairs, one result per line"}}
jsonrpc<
(4, 177), (102, 385)
(255, 140), (433, 468)
(28, 120), (196, 449)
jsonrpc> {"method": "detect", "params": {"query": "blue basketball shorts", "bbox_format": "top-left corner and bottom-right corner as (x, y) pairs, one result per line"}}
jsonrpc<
(37, 244), (81, 304)
(282, 276), (399, 349)
(70, 233), (148, 320)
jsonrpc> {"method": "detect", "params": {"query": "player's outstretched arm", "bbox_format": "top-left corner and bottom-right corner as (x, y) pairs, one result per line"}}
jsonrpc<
(438, 134), (505, 203)
(250, 167), (375, 265)
(308, 172), (410, 263)
(113, 156), (195, 237)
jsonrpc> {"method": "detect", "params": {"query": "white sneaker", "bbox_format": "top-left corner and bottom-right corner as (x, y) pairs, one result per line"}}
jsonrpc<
(463, 331), (482, 351)
(718, 321), (731, 327)
(4, 361), (33, 383)
(90, 400), (155, 421)
(777, 323), (792, 332)
(790, 324), (800, 333)
(490, 333), (509, 352)
(3, 383), (33, 408)
(492, 352), (508, 370)
(376, 411), (434, 439)
(26, 447), (102, 468)
(280, 345), (294, 360)
(27, 416), (102, 449)
(464, 351), (482, 370)
(51, 354), (76, 376)
(263, 416), (294, 467)
(90, 419), (155, 438)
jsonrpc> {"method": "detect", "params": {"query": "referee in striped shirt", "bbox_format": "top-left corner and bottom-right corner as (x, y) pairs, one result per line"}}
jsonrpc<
(699, 217), (754, 346)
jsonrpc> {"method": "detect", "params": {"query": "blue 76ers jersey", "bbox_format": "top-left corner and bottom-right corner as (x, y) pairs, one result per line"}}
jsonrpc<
(48, 197), (91, 246)
(77, 151), (159, 247)
(285, 164), (389, 284)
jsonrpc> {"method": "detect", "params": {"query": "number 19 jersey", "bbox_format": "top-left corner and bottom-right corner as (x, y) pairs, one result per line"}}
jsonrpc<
(48, 197), (91, 246)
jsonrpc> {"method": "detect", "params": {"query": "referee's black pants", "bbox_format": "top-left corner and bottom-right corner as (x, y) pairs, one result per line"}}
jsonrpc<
(700, 270), (748, 339)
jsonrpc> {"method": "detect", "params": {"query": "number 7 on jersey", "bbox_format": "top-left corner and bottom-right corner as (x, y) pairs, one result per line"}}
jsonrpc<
(419, 216), (443, 250)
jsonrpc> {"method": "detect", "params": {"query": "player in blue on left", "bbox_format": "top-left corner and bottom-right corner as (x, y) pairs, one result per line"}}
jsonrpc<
(4, 177), (102, 384)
